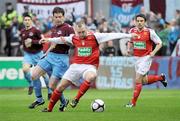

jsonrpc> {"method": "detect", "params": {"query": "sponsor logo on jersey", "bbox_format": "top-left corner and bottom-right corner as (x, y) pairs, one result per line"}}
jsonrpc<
(133, 41), (146, 49)
(78, 47), (92, 56)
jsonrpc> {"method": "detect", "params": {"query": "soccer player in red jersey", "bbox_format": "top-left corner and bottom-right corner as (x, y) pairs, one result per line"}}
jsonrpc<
(125, 14), (167, 108)
(40, 22), (138, 112)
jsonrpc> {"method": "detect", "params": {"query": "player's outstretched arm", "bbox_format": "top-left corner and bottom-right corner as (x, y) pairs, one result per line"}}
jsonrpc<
(40, 35), (74, 45)
(94, 33), (138, 44)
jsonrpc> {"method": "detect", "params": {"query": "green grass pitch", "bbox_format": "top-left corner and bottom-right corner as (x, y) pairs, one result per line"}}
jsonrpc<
(0, 89), (180, 121)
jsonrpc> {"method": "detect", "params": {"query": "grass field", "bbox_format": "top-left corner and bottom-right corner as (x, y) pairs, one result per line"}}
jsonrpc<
(0, 88), (180, 121)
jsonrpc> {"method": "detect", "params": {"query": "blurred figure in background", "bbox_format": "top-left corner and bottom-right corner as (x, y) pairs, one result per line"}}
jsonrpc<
(10, 16), (23, 56)
(156, 23), (169, 56)
(175, 9), (180, 27)
(103, 40), (116, 57)
(86, 16), (97, 31)
(168, 19), (180, 54)
(157, 13), (165, 26)
(1, 2), (22, 56)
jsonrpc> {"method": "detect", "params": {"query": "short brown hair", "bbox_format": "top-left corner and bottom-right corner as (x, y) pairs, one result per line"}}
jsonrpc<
(135, 14), (147, 21)
(52, 7), (65, 16)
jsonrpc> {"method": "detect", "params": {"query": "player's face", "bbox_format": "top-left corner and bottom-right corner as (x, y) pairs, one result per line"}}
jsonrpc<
(135, 17), (145, 30)
(23, 17), (32, 28)
(76, 26), (87, 39)
(53, 13), (64, 26)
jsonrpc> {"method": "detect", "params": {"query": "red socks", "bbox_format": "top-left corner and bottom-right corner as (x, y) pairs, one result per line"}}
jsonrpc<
(131, 82), (142, 106)
(48, 89), (62, 112)
(147, 75), (163, 84)
(131, 75), (163, 105)
(75, 80), (90, 100)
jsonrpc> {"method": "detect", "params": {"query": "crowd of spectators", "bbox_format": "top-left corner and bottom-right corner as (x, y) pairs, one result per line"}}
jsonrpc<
(0, 2), (179, 57)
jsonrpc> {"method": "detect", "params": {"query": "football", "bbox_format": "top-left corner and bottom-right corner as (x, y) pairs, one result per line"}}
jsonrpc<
(91, 99), (105, 112)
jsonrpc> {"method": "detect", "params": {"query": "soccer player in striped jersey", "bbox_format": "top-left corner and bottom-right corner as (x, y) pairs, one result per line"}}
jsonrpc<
(30, 7), (75, 111)
(20, 14), (51, 108)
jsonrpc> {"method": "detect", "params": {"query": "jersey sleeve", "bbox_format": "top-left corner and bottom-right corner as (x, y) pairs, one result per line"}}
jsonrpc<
(94, 33), (132, 44)
(48, 34), (74, 45)
(68, 26), (75, 34)
(128, 28), (134, 42)
(31, 29), (42, 44)
(149, 29), (162, 44)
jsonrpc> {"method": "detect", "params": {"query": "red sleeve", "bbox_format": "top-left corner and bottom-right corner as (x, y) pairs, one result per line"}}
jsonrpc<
(129, 28), (134, 33)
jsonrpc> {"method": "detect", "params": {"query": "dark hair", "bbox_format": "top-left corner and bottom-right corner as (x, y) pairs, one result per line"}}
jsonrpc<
(53, 7), (65, 16)
(176, 9), (180, 14)
(6, 2), (12, 6)
(135, 14), (147, 21)
(23, 13), (32, 19)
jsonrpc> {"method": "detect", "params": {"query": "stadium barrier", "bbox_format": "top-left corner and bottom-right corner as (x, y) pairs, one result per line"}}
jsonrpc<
(0, 57), (180, 88)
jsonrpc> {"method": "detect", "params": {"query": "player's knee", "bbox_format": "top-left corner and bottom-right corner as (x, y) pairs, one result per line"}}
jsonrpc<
(49, 77), (59, 89)
(135, 77), (142, 83)
(56, 79), (70, 92)
(49, 82), (56, 90)
(22, 66), (30, 73)
(31, 71), (38, 81)
(56, 85), (65, 92)
(85, 72), (97, 82)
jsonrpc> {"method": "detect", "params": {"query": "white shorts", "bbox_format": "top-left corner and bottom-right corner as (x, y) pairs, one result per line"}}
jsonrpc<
(62, 64), (97, 86)
(135, 55), (152, 75)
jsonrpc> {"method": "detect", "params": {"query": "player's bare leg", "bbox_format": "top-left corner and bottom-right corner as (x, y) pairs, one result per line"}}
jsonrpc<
(31, 65), (46, 81)
(42, 79), (71, 112)
(48, 76), (69, 112)
(70, 71), (97, 108)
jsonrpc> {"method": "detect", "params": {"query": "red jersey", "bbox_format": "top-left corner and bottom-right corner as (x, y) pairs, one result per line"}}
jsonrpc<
(71, 33), (99, 67)
(48, 32), (133, 67)
(130, 27), (161, 57)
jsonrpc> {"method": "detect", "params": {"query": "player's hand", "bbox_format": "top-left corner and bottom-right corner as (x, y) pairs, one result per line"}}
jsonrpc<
(125, 49), (133, 56)
(25, 38), (32, 48)
(51, 42), (57, 49)
(131, 33), (139, 39)
(39, 38), (49, 44)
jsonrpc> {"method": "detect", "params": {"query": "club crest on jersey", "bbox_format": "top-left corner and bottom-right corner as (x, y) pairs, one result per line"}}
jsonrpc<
(22, 34), (25, 37)
(57, 30), (62, 35)
(29, 32), (33, 36)
(82, 40), (85, 46)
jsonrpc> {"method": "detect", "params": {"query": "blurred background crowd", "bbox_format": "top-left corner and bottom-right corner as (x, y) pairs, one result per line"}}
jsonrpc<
(0, 0), (179, 57)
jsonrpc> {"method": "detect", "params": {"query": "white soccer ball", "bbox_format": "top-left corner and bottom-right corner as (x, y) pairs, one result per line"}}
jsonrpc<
(91, 99), (105, 112)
